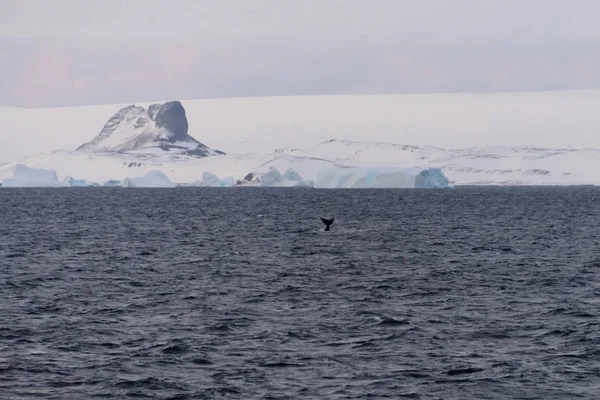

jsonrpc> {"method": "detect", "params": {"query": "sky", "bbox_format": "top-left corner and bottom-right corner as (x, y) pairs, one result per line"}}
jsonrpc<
(2, 0), (600, 107)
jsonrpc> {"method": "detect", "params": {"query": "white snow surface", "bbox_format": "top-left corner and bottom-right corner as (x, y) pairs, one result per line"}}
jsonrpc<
(84, 105), (150, 151)
(3, 90), (600, 161)
(2, 90), (600, 186)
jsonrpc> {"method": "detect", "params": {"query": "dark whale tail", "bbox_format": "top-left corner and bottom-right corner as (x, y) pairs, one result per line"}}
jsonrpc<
(320, 217), (334, 231)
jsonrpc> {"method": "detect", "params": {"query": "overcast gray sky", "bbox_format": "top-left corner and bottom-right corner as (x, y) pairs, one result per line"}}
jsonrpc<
(2, 0), (600, 107)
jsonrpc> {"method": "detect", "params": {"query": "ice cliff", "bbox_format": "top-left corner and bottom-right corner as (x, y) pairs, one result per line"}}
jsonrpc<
(121, 170), (176, 188)
(313, 167), (450, 189)
(1, 164), (70, 187)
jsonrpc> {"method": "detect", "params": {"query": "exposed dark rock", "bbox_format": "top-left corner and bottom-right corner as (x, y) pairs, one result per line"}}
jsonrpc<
(77, 101), (224, 157)
(153, 101), (188, 142)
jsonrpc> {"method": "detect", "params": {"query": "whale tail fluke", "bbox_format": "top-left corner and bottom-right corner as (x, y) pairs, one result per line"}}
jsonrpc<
(320, 217), (334, 231)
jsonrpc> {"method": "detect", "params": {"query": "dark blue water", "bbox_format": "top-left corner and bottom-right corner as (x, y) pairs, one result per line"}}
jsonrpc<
(1, 187), (600, 399)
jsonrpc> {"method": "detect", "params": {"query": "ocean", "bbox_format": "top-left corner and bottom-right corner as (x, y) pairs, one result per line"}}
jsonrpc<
(1, 186), (599, 399)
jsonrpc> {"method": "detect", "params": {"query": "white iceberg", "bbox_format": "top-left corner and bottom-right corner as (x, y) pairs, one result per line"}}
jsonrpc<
(189, 172), (234, 187)
(103, 179), (121, 187)
(259, 167), (314, 187)
(69, 179), (87, 187)
(219, 176), (234, 187)
(314, 167), (451, 188)
(414, 168), (452, 188)
(260, 167), (284, 187)
(62, 176), (87, 187)
(121, 170), (175, 188)
(200, 172), (221, 187)
(1, 164), (69, 187)
(293, 179), (315, 188)
(283, 168), (303, 182)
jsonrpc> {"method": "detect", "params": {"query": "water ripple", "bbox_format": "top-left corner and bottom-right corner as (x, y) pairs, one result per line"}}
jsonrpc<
(1, 186), (600, 399)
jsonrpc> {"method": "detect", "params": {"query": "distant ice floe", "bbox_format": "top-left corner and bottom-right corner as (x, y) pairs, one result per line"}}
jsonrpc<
(121, 170), (175, 188)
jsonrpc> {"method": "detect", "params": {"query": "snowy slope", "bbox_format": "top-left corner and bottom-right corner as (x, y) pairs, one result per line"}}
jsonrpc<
(2, 89), (600, 163)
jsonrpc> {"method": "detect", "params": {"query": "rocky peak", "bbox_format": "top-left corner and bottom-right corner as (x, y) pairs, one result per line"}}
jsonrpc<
(151, 101), (189, 141)
(77, 101), (224, 157)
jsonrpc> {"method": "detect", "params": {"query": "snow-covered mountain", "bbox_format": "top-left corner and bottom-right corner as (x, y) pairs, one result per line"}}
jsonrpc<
(2, 90), (600, 186)
(4, 90), (600, 163)
(76, 101), (224, 157)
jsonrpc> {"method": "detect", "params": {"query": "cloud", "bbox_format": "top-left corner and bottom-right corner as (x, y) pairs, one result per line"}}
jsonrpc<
(4, 40), (600, 107)
(10, 44), (74, 106)
(3, 0), (600, 44)
(3, 1), (600, 106)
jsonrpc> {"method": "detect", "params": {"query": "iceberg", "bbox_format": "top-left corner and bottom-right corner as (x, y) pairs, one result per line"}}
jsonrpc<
(69, 179), (87, 187)
(189, 172), (234, 187)
(314, 167), (451, 189)
(283, 168), (303, 182)
(62, 176), (87, 187)
(414, 168), (451, 188)
(259, 166), (314, 187)
(103, 179), (121, 187)
(261, 167), (284, 187)
(200, 172), (221, 187)
(121, 170), (175, 188)
(1, 164), (69, 187)
(219, 176), (234, 187)
(293, 179), (315, 188)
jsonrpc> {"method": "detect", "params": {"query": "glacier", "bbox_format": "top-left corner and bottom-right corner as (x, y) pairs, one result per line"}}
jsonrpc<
(1, 164), (70, 188)
(313, 167), (450, 189)
(121, 170), (175, 188)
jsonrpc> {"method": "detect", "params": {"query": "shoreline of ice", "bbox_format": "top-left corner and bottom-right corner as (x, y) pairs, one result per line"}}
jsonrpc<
(1, 164), (452, 189)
